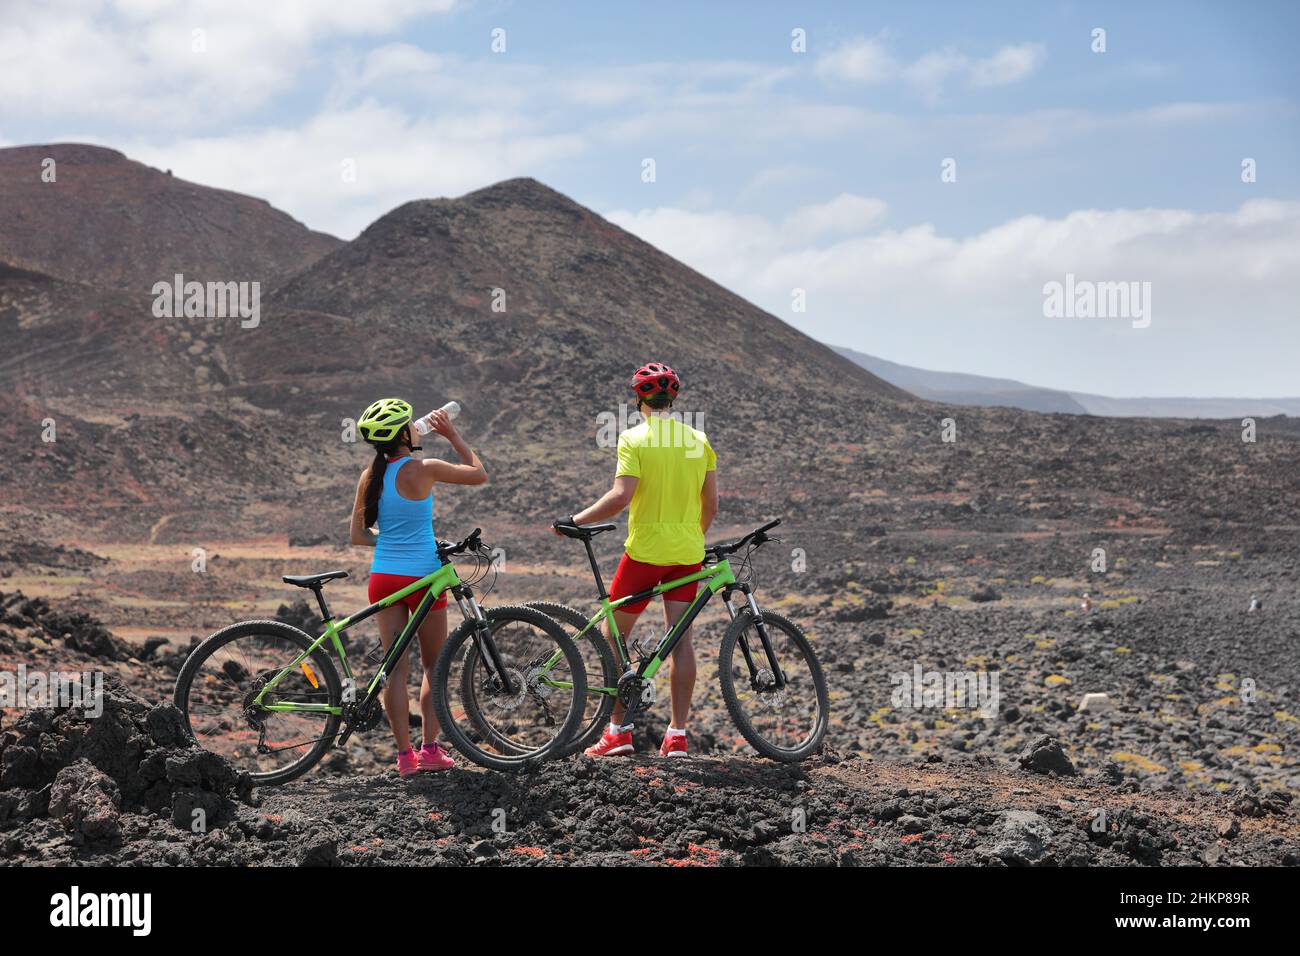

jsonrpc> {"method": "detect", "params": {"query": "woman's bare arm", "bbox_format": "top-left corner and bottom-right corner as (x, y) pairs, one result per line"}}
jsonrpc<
(349, 469), (376, 547)
(419, 412), (487, 486)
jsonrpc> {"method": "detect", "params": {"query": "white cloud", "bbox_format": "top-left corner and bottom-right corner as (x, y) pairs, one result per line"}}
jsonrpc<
(122, 101), (585, 238)
(818, 36), (1046, 103)
(609, 198), (1300, 395)
(814, 36), (899, 85)
(901, 52), (970, 105)
(742, 164), (819, 195)
(607, 195), (889, 287)
(358, 42), (445, 86)
(969, 43), (1046, 87)
(785, 194), (888, 239)
(0, 0), (459, 128)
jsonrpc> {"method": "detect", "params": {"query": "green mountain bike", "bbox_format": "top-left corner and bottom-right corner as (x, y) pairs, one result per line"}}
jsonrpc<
(533, 518), (828, 761)
(173, 529), (586, 784)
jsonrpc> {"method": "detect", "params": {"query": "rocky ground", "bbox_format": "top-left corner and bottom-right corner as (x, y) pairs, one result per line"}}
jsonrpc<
(1, 519), (1297, 866)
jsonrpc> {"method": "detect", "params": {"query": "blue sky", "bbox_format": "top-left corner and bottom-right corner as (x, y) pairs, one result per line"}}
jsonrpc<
(2, 1), (1297, 396)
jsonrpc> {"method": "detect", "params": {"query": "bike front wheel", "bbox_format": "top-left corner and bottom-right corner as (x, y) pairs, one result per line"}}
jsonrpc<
(433, 605), (587, 772)
(718, 609), (828, 762)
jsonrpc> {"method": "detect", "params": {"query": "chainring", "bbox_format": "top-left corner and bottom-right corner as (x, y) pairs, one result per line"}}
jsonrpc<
(349, 699), (386, 732)
(617, 673), (657, 709)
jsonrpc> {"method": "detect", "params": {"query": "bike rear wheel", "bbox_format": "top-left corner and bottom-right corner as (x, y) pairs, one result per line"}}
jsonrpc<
(433, 605), (587, 772)
(525, 601), (618, 758)
(174, 621), (342, 786)
(718, 609), (828, 762)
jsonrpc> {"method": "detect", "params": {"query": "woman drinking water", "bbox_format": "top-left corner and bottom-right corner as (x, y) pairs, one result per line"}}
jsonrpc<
(349, 397), (487, 775)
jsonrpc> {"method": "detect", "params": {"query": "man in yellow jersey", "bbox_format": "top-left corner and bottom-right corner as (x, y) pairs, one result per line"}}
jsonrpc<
(557, 362), (718, 757)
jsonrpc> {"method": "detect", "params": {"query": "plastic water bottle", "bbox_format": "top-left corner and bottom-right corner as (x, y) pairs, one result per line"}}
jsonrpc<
(412, 401), (461, 435)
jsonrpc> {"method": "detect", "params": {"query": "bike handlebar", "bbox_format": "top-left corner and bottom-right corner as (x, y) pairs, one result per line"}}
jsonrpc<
(436, 527), (484, 559)
(705, 518), (782, 562)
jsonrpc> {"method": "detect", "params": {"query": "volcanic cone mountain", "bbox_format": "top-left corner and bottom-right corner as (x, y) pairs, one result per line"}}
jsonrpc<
(0, 144), (340, 292)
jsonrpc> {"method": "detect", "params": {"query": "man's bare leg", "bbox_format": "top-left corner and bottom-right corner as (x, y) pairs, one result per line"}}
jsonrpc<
(662, 598), (697, 728)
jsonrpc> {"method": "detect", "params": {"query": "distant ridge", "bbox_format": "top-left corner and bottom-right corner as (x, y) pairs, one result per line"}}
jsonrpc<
(835, 345), (1300, 420)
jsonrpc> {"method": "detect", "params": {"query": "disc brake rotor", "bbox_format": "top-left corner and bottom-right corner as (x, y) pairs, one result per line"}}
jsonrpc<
(751, 667), (787, 710)
(480, 666), (528, 712)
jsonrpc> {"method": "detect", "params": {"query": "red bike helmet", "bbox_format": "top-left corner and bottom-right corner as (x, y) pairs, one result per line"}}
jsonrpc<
(630, 362), (681, 401)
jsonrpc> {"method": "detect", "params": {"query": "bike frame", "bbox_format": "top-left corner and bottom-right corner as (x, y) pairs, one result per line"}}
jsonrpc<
(540, 518), (794, 706)
(540, 557), (780, 695)
(252, 560), (505, 717)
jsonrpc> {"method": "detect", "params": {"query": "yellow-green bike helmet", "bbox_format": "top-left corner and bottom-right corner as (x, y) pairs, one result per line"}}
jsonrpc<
(358, 398), (413, 443)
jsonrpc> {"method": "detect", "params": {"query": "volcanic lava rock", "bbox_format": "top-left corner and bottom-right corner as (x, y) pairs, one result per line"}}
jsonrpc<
(145, 702), (191, 747)
(295, 830), (340, 867)
(835, 598), (892, 622)
(1017, 735), (1077, 777)
(48, 759), (121, 840)
(0, 675), (250, 831)
(1217, 817), (1240, 839)
(275, 598), (326, 638)
(0, 590), (135, 661)
(992, 810), (1053, 865)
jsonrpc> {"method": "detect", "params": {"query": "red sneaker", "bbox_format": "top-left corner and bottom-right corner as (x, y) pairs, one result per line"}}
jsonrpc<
(585, 726), (634, 757)
(659, 732), (688, 758)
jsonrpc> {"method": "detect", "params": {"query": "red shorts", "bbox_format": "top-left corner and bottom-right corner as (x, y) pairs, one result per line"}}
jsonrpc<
(368, 573), (448, 613)
(608, 555), (703, 615)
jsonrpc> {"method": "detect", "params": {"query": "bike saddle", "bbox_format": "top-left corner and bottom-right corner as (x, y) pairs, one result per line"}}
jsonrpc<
(553, 520), (616, 540)
(282, 570), (349, 588)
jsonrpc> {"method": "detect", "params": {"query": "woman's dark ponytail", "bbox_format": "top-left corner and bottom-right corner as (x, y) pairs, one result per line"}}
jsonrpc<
(363, 448), (388, 529)
(362, 425), (412, 529)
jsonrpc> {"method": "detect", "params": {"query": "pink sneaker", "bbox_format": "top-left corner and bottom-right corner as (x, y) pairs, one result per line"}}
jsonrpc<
(396, 748), (419, 777)
(417, 742), (455, 771)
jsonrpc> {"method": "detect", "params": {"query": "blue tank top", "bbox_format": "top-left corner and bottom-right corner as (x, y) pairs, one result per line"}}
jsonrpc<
(370, 457), (442, 577)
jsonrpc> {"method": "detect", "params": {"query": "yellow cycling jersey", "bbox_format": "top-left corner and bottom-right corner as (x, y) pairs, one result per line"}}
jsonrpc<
(615, 413), (717, 565)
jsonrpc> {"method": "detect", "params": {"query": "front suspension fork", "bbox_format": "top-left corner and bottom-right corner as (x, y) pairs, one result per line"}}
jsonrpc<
(724, 585), (787, 690)
(453, 587), (519, 696)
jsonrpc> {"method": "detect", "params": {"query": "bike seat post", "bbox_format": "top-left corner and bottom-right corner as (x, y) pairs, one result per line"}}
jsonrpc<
(310, 585), (333, 622)
(583, 537), (608, 600)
